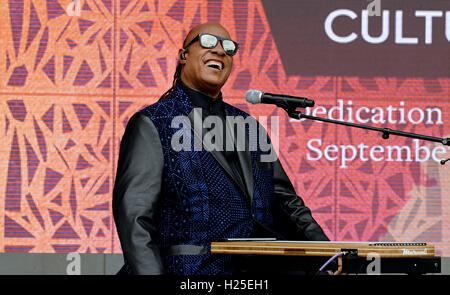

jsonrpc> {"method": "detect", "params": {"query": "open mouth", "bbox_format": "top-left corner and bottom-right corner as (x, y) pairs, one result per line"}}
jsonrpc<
(205, 60), (223, 71)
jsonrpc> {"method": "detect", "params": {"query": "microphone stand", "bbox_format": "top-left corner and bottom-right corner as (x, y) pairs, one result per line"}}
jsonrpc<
(280, 105), (450, 165)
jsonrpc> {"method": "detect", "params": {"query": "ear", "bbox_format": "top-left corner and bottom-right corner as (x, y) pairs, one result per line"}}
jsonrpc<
(178, 49), (187, 64)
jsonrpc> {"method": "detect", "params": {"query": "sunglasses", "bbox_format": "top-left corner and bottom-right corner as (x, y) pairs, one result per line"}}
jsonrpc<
(184, 33), (239, 56)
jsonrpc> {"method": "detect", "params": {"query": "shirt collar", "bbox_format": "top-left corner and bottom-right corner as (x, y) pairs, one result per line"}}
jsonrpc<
(177, 81), (224, 116)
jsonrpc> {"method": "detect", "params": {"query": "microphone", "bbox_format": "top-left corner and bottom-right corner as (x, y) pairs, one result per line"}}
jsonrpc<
(246, 89), (315, 108)
(440, 158), (450, 165)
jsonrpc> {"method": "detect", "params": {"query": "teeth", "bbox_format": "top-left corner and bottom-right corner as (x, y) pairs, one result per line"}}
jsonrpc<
(205, 60), (223, 70)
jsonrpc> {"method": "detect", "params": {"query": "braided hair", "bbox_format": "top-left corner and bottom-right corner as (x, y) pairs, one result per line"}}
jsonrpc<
(159, 62), (182, 100)
(160, 34), (190, 100)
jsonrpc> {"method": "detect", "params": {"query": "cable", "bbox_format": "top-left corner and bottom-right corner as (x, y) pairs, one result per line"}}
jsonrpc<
(318, 252), (344, 273)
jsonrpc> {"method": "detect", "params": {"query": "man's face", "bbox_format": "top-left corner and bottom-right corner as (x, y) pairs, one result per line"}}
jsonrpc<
(180, 23), (234, 98)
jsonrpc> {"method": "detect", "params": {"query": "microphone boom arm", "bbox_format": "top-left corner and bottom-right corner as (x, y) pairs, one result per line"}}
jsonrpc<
(283, 107), (450, 164)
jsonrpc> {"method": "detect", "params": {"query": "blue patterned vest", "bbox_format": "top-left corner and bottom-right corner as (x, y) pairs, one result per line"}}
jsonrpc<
(140, 85), (276, 275)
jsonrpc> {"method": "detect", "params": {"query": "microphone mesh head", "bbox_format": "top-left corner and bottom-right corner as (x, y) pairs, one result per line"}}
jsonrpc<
(245, 89), (262, 104)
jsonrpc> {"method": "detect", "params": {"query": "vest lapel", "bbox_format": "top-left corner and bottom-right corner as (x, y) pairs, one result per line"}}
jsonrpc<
(186, 108), (248, 195)
(223, 108), (254, 203)
(236, 149), (254, 202)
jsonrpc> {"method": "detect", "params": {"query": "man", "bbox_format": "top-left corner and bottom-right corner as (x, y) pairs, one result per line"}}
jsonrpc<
(113, 22), (339, 275)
